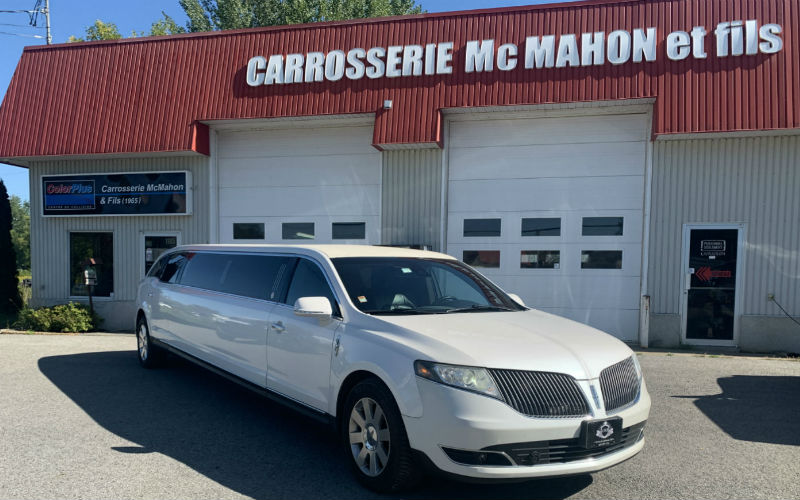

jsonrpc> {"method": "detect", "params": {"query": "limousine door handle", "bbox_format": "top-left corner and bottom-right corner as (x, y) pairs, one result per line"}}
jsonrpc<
(271, 321), (286, 333)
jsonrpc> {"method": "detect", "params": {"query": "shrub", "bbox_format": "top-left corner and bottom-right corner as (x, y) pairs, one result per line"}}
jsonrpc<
(14, 302), (100, 333)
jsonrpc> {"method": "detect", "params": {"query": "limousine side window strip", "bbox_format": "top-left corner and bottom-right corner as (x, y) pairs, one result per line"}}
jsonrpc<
(151, 249), (345, 320)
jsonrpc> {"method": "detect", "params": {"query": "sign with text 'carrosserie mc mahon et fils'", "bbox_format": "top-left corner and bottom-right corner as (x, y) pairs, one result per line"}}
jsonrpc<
(41, 172), (192, 216)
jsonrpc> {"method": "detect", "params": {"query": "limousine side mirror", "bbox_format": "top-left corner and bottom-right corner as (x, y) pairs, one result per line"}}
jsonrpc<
(507, 293), (526, 307)
(293, 296), (333, 318)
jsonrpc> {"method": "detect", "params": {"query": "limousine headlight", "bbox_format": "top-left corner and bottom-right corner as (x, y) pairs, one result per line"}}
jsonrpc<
(632, 354), (643, 383)
(415, 360), (503, 401)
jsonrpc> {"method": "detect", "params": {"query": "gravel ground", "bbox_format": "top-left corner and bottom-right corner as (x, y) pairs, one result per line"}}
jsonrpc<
(0, 333), (798, 500)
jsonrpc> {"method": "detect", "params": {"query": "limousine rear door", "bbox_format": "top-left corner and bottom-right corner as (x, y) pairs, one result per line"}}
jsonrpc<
(267, 258), (342, 411)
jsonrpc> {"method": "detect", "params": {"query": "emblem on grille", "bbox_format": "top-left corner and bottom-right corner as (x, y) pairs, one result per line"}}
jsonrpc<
(596, 421), (614, 439)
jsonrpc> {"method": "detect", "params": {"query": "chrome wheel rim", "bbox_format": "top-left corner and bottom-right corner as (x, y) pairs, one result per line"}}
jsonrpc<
(137, 323), (148, 361)
(348, 397), (390, 477)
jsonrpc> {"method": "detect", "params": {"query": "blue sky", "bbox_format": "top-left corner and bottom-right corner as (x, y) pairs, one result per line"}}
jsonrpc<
(0, 0), (576, 201)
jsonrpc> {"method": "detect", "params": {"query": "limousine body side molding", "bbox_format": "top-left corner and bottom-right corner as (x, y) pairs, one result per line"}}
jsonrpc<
(151, 338), (335, 427)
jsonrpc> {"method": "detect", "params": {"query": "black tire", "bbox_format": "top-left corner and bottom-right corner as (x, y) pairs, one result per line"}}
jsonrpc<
(341, 378), (422, 492)
(136, 315), (163, 368)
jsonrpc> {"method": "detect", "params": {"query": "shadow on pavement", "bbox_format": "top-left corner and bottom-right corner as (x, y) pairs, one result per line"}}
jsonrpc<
(673, 375), (800, 446)
(39, 350), (592, 499)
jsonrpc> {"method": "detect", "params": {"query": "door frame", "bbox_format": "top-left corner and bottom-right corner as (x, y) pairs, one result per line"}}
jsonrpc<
(679, 223), (746, 347)
(140, 231), (182, 278)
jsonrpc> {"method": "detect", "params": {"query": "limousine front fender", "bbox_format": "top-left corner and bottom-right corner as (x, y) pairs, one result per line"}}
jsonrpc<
(330, 323), (426, 419)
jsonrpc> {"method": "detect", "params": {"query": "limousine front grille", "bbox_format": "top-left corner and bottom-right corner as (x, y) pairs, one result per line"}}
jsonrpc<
(599, 356), (640, 412)
(488, 369), (590, 418)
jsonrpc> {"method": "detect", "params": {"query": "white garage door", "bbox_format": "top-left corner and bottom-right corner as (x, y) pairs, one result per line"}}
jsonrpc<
(217, 121), (381, 245)
(447, 113), (648, 341)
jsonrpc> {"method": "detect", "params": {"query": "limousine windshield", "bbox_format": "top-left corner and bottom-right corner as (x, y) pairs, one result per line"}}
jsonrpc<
(332, 257), (524, 315)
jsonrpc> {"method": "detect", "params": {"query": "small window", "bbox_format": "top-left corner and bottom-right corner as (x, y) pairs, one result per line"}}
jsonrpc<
(161, 253), (187, 283)
(521, 251), (560, 269)
(581, 250), (623, 269)
(582, 217), (624, 236)
(463, 219), (501, 237)
(233, 223), (265, 240)
(70, 232), (113, 297)
(285, 259), (339, 315)
(521, 218), (561, 237)
(463, 250), (500, 268)
(282, 222), (315, 240)
(332, 222), (366, 240)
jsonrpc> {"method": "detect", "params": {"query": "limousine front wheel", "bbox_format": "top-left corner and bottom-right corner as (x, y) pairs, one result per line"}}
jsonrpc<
(343, 379), (421, 492)
(136, 316), (162, 368)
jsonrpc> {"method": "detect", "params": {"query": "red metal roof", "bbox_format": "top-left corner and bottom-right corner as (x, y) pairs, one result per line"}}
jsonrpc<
(0, 0), (796, 158)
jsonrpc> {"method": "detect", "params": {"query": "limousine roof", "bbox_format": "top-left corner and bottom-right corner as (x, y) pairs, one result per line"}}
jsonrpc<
(174, 244), (457, 260)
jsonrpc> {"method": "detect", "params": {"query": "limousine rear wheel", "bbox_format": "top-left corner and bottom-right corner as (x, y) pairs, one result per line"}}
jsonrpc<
(136, 316), (162, 368)
(342, 378), (421, 492)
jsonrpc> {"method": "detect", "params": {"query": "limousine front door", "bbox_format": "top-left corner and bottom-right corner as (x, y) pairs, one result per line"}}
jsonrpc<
(267, 258), (342, 411)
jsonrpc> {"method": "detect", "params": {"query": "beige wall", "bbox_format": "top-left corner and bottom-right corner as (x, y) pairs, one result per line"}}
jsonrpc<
(28, 156), (210, 330)
(648, 135), (800, 351)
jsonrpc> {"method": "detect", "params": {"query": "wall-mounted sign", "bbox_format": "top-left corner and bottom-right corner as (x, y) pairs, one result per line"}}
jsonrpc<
(42, 171), (192, 216)
(246, 19), (783, 86)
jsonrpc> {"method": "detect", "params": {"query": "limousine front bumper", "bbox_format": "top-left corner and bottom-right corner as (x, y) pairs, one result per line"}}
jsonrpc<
(403, 377), (650, 480)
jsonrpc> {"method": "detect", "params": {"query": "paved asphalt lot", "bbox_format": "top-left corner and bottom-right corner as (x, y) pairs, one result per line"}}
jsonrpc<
(0, 334), (798, 500)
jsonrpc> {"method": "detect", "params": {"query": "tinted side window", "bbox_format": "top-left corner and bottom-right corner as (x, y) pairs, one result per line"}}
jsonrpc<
(161, 253), (187, 283)
(285, 259), (339, 315)
(181, 253), (292, 301)
(180, 253), (229, 290)
(220, 255), (293, 300)
(147, 254), (168, 279)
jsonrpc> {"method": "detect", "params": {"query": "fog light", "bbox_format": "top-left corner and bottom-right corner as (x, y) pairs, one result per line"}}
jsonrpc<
(441, 447), (512, 466)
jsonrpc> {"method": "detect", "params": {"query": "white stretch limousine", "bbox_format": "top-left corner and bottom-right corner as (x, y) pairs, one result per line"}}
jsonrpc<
(136, 244), (650, 491)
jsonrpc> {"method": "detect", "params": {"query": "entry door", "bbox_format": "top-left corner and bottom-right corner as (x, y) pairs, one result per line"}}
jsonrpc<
(681, 225), (743, 346)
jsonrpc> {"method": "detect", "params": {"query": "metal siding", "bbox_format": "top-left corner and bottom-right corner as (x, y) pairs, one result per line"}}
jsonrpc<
(649, 135), (800, 317)
(28, 156), (210, 304)
(1, 0), (797, 157)
(381, 149), (443, 251)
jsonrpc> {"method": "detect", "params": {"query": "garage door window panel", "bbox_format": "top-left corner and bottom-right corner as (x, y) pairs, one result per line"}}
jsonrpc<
(233, 223), (265, 240)
(332, 222), (365, 240)
(464, 219), (501, 237)
(521, 251), (560, 269)
(69, 232), (113, 297)
(463, 250), (500, 268)
(582, 217), (624, 236)
(522, 218), (561, 237)
(282, 222), (315, 240)
(581, 250), (623, 269)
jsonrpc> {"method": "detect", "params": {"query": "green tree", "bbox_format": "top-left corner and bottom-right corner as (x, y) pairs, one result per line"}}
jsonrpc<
(9, 196), (29, 271)
(68, 20), (123, 42)
(149, 12), (188, 36)
(179, 0), (424, 32)
(0, 181), (22, 314)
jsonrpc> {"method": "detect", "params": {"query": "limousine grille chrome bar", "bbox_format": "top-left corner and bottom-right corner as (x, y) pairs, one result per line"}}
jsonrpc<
(487, 369), (591, 418)
(599, 356), (640, 413)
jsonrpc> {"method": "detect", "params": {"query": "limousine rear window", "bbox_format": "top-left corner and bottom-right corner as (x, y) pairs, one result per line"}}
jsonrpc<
(332, 257), (523, 315)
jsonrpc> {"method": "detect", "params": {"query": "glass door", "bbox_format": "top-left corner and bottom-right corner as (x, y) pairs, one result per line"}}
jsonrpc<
(682, 225), (742, 345)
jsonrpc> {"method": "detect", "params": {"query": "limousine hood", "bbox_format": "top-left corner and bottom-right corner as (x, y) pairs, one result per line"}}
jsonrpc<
(372, 309), (632, 380)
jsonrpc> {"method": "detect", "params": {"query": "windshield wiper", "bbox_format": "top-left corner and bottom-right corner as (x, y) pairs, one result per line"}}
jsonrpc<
(362, 309), (429, 315)
(443, 305), (514, 313)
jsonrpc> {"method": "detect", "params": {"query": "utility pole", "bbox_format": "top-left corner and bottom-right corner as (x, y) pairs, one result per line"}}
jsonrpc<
(44, 0), (51, 44)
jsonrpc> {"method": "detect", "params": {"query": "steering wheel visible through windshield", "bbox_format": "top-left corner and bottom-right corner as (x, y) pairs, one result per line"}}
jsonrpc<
(331, 257), (525, 315)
